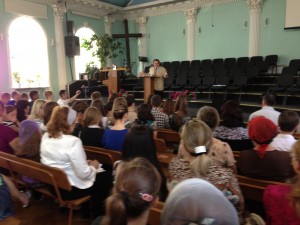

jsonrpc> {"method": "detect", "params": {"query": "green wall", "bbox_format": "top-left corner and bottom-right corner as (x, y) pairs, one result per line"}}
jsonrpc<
(260, 0), (300, 65)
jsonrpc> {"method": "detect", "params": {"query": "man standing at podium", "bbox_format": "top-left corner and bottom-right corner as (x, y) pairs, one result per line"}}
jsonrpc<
(148, 59), (168, 97)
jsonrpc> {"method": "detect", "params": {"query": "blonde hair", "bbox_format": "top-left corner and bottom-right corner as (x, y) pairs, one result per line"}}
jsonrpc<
(83, 107), (102, 128)
(290, 141), (300, 218)
(28, 99), (46, 120)
(44, 90), (53, 99)
(47, 106), (70, 138)
(181, 118), (212, 177)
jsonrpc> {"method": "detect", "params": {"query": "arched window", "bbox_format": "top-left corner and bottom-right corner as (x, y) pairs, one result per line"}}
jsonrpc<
(75, 27), (100, 80)
(8, 16), (49, 88)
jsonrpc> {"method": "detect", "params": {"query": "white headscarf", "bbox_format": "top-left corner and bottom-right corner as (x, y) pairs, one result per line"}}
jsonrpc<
(161, 178), (239, 225)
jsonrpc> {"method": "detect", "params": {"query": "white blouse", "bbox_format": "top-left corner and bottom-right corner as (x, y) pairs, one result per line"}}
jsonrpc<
(40, 132), (96, 189)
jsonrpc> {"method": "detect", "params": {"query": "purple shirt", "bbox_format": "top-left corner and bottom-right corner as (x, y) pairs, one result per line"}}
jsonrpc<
(0, 124), (18, 154)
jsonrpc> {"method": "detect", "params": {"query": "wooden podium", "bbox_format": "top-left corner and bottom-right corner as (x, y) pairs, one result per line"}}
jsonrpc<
(101, 68), (126, 93)
(143, 76), (155, 103)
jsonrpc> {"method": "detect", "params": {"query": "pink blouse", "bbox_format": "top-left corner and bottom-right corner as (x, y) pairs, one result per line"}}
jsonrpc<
(264, 184), (300, 225)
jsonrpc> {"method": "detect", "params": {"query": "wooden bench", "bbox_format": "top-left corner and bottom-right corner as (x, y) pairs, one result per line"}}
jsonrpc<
(157, 129), (181, 144)
(0, 217), (20, 225)
(85, 148), (114, 166)
(233, 151), (241, 161)
(84, 146), (122, 163)
(237, 175), (283, 202)
(154, 138), (169, 153)
(147, 201), (164, 225)
(0, 152), (91, 225)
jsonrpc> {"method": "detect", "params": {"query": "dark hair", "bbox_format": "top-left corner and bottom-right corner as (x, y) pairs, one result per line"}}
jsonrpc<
(106, 93), (119, 112)
(11, 91), (19, 98)
(137, 104), (154, 121)
(16, 100), (29, 122)
(220, 100), (244, 127)
(72, 100), (89, 114)
(21, 93), (28, 99)
(162, 98), (174, 116)
(102, 157), (161, 225)
(5, 105), (16, 114)
(262, 93), (276, 106)
(91, 99), (107, 116)
(279, 111), (300, 132)
(1, 92), (11, 100)
(43, 102), (59, 125)
(29, 90), (39, 99)
(173, 95), (188, 127)
(151, 95), (162, 107)
(197, 106), (220, 131)
(147, 94), (154, 105)
(91, 91), (102, 100)
(0, 101), (4, 116)
(123, 125), (160, 169)
(126, 94), (135, 107)
(59, 90), (66, 97)
(153, 59), (160, 65)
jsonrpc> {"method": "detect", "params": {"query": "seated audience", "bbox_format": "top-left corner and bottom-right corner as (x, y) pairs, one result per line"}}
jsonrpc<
(91, 91), (102, 101)
(71, 100), (89, 137)
(40, 102), (59, 134)
(0, 93), (11, 105)
(123, 125), (168, 201)
(238, 116), (293, 182)
(161, 98), (174, 117)
(169, 119), (243, 214)
(0, 101), (19, 154)
(197, 106), (236, 172)
(16, 100), (29, 122)
(264, 140), (300, 225)
(91, 99), (108, 129)
(0, 174), (30, 221)
(107, 97), (128, 127)
(7, 91), (20, 106)
(57, 89), (81, 107)
(126, 94), (137, 123)
(132, 103), (157, 132)
(151, 95), (170, 129)
(28, 99), (46, 127)
(169, 95), (190, 132)
(214, 100), (253, 151)
(99, 157), (161, 225)
(80, 107), (104, 148)
(44, 90), (54, 102)
(102, 102), (128, 151)
(40, 106), (112, 217)
(249, 93), (280, 126)
(3, 105), (19, 132)
(271, 110), (299, 152)
(147, 94), (154, 105)
(162, 178), (239, 225)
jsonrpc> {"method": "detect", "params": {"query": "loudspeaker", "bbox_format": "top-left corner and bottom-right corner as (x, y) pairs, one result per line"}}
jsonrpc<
(65, 36), (80, 56)
(66, 21), (74, 36)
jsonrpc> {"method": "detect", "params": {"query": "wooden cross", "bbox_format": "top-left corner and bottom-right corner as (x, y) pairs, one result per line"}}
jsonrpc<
(112, 19), (142, 72)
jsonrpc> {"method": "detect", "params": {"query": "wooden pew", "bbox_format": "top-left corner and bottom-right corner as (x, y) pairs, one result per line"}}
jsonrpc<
(237, 175), (283, 202)
(233, 151), (241, 161)
(0, 152), (90, 225)
(157, 129), (181, 144)
(154, 138), (169, 153)
(84, 146), (122, 163)
(0, 217), (20, 225)
(147, 201), (164, 225)
(85, 148), (114, 166)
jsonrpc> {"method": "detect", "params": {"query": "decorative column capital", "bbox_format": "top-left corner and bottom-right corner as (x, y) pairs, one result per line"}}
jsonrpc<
(104, 16), (115, 26)
(247, 0), (263, 12)
(52, 4), (66, 21)
(184, 8), (198, 22)
(136, 17), (147, 31)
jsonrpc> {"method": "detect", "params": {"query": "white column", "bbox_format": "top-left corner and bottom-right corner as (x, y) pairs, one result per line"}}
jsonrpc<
(104, 16), (115, 67)
(247, 0), (263, 57)
(52, 5), (67, 90)
(185, 8), (198, 61)
(136, 17), (147, 73)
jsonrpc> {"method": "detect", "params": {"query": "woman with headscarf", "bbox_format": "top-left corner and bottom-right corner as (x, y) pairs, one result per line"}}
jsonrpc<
(238, 116), (293, 182)
(162, 178), (239, 225)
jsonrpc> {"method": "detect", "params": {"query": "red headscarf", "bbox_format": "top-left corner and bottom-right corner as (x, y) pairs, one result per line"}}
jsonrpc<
(248, 116), (278, 158)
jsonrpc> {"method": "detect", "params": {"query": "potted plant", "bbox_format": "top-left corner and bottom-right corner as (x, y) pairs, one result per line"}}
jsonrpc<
(82, 34), (123, 68)
(85, 61), (99, 80)
(12, 72), (21, 88)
